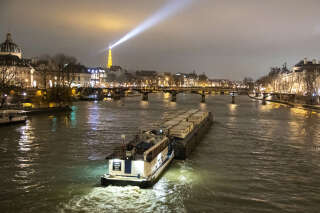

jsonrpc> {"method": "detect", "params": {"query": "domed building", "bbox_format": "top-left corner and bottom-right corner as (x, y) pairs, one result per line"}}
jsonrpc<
(0, 33), (22, 59)
(0, 33), (92, 90)
(0, 33), (37, 88)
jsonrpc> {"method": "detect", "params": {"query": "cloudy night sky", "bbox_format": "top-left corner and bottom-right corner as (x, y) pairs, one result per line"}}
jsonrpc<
(1, 0), (320, 80)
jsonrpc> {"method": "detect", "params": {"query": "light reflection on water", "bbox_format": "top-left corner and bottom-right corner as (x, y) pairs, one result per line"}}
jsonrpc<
(18, 120), (35, 152)
(14, 120), (40, 194)
(60, 185), (175, 213)
(70, 106), (77, 128)
(50, 116), (57, 132)
(228, 103), (237, 113)
(60, 161), (197, 213)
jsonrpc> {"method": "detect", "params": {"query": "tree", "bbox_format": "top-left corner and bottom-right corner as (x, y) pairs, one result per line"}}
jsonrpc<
(37, 55), (57, 89)
(173, 74), (183, 87)
(106, 73), (116, 82)
(256, 66), (281, 92)
(243, 77), (254, 90)
(304, 70), (319, 96)
(0, 66), (18, 108)
(49, 54), (78, 103)
(198, 73), (208, 82)
(64, 63), (78, 88)
(52, 54), (77, 87)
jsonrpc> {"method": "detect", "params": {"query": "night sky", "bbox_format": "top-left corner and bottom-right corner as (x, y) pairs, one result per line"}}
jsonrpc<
(1, 0), (320, 80)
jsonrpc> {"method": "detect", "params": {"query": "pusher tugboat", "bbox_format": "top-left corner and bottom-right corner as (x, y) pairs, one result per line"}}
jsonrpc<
(101, 129), (174, 188)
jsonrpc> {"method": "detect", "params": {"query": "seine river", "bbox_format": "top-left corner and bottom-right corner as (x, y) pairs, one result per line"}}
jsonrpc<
(1, 94), (320, 213)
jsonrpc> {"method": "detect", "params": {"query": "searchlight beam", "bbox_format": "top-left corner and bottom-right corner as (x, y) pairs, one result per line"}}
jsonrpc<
(109, 0), (193, 49)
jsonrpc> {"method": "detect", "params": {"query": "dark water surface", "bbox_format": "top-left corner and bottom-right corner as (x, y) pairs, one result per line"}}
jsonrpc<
(1, 94), (320, 213)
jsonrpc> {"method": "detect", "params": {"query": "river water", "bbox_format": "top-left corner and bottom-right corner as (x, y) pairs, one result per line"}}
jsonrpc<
(1, 94), (320, 213)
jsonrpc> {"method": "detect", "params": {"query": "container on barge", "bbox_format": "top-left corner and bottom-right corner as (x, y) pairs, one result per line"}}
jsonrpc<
(163, 110), (213, 160)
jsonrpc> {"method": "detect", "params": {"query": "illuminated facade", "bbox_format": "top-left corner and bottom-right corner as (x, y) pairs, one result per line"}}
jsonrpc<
(65, 64), (91, 88)
(88, 67), (107, 87)
(0, 33), (38, 88)
(260, 58), (320, 96)
(107, 48), (112, 68)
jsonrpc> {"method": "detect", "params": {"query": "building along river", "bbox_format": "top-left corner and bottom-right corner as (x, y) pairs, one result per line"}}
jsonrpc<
(0, 94), (320, 212)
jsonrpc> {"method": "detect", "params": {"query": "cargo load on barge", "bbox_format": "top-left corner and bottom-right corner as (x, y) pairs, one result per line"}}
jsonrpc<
(101, 129), (174, 188)
(162, 109), (213, 160)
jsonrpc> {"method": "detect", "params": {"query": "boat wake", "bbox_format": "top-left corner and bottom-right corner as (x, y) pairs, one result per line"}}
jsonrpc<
(59, 180), (186, 213)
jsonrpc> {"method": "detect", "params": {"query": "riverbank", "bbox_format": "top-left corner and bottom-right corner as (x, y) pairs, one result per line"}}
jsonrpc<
(248, 94), (320, 111)
(24, 106), (72, 115)
(0, 106), (72, 115)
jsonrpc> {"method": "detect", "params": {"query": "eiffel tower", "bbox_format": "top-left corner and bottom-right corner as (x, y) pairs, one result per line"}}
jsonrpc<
(107, 48), (112, 68)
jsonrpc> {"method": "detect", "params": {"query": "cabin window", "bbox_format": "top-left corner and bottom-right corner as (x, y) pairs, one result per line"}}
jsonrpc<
(112, 161), (121, 171)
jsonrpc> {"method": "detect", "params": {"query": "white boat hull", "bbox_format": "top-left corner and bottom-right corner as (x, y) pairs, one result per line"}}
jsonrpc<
(101, 151), (174, 188)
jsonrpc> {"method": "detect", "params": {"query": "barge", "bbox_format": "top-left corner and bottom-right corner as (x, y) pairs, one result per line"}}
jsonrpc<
(101, 129), (174, 188)
(101, 109), (213, 187)
(162, 109), (213, 160)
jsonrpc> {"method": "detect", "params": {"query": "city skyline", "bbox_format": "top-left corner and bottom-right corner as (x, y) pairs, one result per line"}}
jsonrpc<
(2, 0), (320, 80)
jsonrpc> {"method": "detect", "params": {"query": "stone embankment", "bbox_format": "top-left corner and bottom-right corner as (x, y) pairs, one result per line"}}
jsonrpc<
(248, 94), (320, 112)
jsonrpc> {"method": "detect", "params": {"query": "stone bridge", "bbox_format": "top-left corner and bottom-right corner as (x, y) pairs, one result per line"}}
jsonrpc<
(77, 86), (248, 103)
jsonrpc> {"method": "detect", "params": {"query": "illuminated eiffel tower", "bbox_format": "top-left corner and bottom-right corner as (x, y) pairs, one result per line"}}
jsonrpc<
(107, 48), (112, 68)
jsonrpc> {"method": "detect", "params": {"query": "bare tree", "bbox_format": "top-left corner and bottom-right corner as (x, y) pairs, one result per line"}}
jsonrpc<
(256, 66), (282, 92)
(0, 66), (18, 108)
(304, 70), (319, 96)
(53, 54), (77, 87)
(243, 77), (254, 90)
(37, 55), (57, 89)
(64, 63), (77, 88)
(198, 73), (208, 84)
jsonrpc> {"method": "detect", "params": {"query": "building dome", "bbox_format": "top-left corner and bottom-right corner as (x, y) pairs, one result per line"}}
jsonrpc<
(0, 33), (22, 59)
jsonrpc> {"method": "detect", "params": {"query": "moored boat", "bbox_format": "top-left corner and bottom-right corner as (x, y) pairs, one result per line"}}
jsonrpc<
(0, 110), (27, 125)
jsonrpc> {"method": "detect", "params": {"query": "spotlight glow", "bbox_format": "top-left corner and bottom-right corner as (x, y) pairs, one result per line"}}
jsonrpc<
(109, 0), (193, 49)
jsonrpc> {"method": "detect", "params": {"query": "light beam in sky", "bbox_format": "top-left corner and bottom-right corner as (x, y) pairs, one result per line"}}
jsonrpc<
(109, 0), (193, 49)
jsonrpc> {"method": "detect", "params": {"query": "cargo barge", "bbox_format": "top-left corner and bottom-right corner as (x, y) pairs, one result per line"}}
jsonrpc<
(101, 109), (213, 187)
(101, 129), (174, 188)
(162, 109), (213, 160)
